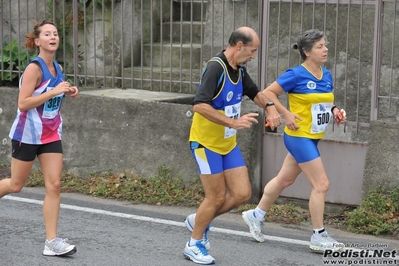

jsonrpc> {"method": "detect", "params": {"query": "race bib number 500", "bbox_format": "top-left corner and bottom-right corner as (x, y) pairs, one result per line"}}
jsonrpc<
(310, 102), (333, 134)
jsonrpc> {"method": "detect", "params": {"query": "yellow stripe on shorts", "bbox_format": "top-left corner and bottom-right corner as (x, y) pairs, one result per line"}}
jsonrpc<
(194, 148), (211, 174)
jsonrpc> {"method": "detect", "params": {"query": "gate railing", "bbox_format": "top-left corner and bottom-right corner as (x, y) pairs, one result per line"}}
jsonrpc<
(1, 0), (399, 139)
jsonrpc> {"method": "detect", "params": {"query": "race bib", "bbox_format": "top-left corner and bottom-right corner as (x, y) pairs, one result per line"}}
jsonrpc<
(310, 102), (333, 134)
(224, 102), (241, 138)
(43, 88), (63, 119)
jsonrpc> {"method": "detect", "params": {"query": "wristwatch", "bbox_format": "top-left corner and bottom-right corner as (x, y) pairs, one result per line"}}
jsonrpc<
(266, 102), (274, 107)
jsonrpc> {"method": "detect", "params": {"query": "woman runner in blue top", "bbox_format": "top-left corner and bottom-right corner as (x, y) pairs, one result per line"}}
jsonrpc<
(0, 20), (78, 256)
(242, 29), (346, 252)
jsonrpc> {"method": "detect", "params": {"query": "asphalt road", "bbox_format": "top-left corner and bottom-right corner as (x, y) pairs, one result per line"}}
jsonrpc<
(1, 187), (398, 266)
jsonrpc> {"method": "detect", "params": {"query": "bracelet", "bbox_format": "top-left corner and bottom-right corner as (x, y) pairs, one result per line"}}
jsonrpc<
(331, 105), (338, 113)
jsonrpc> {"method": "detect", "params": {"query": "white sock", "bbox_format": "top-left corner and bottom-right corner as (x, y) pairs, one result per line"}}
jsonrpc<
(189, 237), (201, 246)
(254, 206), (266, 221)
(313, 227), (325, 237)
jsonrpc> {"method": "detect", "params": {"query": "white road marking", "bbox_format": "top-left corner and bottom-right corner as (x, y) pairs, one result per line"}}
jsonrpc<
(4, 195), (309, 247)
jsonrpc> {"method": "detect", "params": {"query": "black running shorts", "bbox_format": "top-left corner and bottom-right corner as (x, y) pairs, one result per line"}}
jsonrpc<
(11, 140), (63, 162)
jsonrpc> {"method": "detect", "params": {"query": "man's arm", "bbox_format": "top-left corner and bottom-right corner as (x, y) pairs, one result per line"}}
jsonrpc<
(241, 69), (282, 129)
(193, 103), (259, 130)
(193, 62), (223, 105)
(253, 91), (281, 130)
(263, 81), (301, 131)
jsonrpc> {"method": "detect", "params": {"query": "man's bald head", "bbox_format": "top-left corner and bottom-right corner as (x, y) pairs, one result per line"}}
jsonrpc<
(228, 26), (259, 47)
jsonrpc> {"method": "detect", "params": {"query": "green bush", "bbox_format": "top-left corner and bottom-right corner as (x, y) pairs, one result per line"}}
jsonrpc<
(24, 164), (205, 207)
(345, 186), (399, 235)
(0, 40), (36, 82)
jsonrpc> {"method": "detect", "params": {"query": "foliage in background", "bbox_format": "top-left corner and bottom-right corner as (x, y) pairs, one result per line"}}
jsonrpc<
(78, 0), (121, 6)
(1, 164), (397, 237)
(345, 186), (399, 235)
(0, 40), (36, 82)
(26, 165), (205, 207)
(238, 203), (307, 225)
(46, 0), (116, 85)
(45, 0), (84, 66)
(48, 0), (117, 54)
(0, 0), (122, 86)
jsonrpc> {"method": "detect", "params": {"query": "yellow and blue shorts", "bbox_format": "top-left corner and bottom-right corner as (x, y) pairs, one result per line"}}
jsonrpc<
(190, 142), (245, 174)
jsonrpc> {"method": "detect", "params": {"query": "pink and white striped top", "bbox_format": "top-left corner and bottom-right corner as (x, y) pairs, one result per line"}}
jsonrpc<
(9, 57), (65, 144)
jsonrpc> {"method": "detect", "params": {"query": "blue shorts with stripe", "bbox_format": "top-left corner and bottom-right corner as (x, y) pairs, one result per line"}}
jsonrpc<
(190, 142), (245, 174)
(283, 133), (321, 163)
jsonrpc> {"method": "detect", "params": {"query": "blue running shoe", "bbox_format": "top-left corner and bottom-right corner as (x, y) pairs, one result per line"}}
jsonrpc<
(184, 213), (211, 250)
(183, 241), (215, 265)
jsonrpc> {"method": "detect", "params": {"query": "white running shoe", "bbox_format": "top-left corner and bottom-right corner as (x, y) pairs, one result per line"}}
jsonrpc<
(43, 237), (77, 256)
(185, 213), (211, 250)
(242, 209), (265, 243)
(183, 241), (215, 265)
(309, 231), (345, 252)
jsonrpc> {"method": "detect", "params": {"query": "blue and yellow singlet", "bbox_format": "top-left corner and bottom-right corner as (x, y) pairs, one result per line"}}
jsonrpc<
(189, 57), (243, 154)
(277, 64), (334, 139)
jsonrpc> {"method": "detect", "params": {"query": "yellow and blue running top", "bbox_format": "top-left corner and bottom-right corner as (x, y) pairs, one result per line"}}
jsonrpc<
(277, 64), (335, 140)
